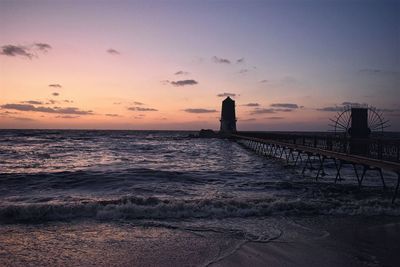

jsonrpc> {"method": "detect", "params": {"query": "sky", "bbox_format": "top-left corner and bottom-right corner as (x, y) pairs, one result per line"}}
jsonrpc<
(1, 0), (399, 131)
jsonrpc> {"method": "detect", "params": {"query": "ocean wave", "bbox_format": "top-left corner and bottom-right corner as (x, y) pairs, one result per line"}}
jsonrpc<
(1, 196), (399, 224)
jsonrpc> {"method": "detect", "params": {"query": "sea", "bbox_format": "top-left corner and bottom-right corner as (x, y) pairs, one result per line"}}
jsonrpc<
(1, 130), (399, 266)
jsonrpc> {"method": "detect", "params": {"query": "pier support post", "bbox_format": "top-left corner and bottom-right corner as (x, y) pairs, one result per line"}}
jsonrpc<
(353, 164), (368, 188)
(279, 146), (284, 159)
(334, 159), (342, 183)
(302, 153), (312, 176)
(315, 156), (326, 181)
(378, 168), (386, 190)
(392, 172), (400, 204)
(293, 151), (300, 167)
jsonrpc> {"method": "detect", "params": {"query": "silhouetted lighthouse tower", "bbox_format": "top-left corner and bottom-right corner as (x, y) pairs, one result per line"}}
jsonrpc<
(220, 97), (237, 133)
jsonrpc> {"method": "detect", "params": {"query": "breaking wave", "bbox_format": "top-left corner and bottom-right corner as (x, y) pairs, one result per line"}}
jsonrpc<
(1, 196), (399, 224)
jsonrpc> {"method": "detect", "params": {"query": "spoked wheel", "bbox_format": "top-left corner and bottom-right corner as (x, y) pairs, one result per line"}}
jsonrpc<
(329, 106), (390, 137)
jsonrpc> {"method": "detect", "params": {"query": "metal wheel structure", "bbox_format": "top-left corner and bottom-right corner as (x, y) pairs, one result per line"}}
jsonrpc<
(330, 105), (390, 137)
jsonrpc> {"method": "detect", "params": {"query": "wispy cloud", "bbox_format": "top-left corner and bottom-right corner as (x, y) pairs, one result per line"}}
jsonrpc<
(128, 107), (158, 112)
(133, 114), (146, 119)
(1, 45), (33, 58)
(46, 100), (58, 105)
(259, 80), (268, 83)
(250, 108), (275, 115)
(236, 58), (244, 64)
(243, 103), (259, 107)
(56, 115), (80, 119)
(317, 101), (366, 112)
(341, 101), (364, 106)
(0, 111), (18, 115)
(241, 118), (256, 122)
(1, 103), (93, 115)
(133, 101), (144, 106)
(184, 108), (217, 113)
(212, 56), (231, 64)
(316, 106), (343, 112)
(107, 48), (120, 55)
(34, 43), (51, 52)
(217, 92), (236, 97)
(0, 111), (35, 121)
(49, 84), (62, 88)
(274, 109), (293, 112)
(1, 43), (52, 59)
(359, 69), (399, 77)
(265, 116), (284, 120)
(170, 79), (198, 87)
(175, 71), (190, 75)
(22, 100), (43, 105)
(105, 113), (120, 117)
(376, 108), (400, 113)
(52, 92), (59, 96)
(270, 103), (299, 109)
(238, 69), (249, 74)
(11, 117), (35, 121)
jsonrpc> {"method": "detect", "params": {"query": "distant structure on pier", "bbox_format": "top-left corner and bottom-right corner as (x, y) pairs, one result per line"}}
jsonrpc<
(220, 97), (237, 133)
(349, 108), (370, 138)
(331, 105), (389, 155)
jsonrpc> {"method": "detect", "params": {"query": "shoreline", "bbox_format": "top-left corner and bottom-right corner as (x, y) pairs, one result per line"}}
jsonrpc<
(214, 216), (400, 267)
(1, 215), (400, 266)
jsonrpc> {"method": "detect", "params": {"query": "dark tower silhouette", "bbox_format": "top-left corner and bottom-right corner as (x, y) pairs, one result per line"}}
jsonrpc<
(220, 97), (237, 133)
(349, 108), (370, 155)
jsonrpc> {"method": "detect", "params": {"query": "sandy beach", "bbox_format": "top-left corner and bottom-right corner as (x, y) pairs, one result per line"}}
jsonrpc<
(215, 216), (400, 267)
(1, 216), (399, 267)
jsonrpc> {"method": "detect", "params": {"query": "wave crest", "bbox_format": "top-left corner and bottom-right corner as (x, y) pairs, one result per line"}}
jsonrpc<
(1, 196), (399, 224)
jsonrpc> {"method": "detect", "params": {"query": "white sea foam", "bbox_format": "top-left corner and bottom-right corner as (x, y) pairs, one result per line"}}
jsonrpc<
(1, 195), (399, 224)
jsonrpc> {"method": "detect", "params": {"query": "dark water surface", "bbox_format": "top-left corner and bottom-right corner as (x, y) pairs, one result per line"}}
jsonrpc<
(0, 130), (399, 224)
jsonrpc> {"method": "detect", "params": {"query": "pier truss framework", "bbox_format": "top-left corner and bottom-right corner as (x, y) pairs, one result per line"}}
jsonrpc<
(232, 134), (400, 203)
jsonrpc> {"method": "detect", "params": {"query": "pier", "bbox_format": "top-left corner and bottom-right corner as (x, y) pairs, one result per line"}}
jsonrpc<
(217, 96), (400, 203)
(231, 132), (400, 203)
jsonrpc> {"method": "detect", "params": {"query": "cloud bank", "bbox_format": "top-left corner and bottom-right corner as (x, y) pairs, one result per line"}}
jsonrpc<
(1, 103), (93, 115)
(250, 108), (276, 115)
(170, 80), (198, 87)
(217, 92), (236, 97)
(270, 103), (299, 109)
(184, 108), (217, 113)
(1, 43), (52, 59)
(23, 100), (43, 105)
(212, 56), (231, 64)
(107, 48), (120, 55)
(175, 71), (190, 75)
(128, 107), (158, 112)
(243, 103), (259, 107)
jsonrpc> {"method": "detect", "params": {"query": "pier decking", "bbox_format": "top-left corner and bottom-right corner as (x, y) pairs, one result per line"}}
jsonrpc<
(231, 133), (400, 203)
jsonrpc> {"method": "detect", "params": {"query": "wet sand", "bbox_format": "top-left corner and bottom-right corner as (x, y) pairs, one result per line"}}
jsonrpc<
(1, 216), (399, 267)
(215, 216), (400, 267)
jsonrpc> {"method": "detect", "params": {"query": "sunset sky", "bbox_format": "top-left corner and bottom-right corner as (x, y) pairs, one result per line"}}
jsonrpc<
(1, 0), (399, 131)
